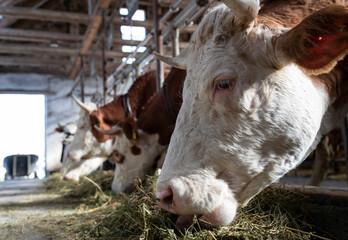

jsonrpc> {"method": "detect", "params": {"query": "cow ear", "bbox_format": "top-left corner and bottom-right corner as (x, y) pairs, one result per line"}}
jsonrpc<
(123, 117), (139, 141)
(276, 4), (348, 75)
(153, 48), (188, 70)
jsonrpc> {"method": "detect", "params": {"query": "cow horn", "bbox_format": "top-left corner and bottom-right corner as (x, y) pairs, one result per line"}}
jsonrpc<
(94, 125), (122, 135)
(71, 94), (94, 114)
(221, 0), (260, 27)
(153, 51), (187, 70)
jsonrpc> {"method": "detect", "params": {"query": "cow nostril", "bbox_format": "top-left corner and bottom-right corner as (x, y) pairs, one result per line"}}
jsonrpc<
(163, 194), (173, 206)
(157, 188), (173, 207)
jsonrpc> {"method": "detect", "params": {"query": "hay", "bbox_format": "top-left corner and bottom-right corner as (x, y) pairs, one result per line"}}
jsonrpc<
(43, 171), (115, 207)
(44, 171), (332, 240)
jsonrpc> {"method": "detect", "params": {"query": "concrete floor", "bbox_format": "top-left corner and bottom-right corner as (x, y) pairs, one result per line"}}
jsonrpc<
(0, 178), (78, 240)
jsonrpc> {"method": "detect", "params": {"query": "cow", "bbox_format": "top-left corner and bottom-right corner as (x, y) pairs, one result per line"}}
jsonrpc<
(61, 69), (169, 180)
(95, 67), (186, 193)
(154, 0), (348, 229)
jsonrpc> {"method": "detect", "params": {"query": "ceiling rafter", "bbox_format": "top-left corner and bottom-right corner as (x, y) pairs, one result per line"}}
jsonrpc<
(69, 0), (112, 79)
(0, 43), (129, 58)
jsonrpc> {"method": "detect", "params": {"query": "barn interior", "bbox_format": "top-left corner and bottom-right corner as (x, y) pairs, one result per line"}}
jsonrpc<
(0, 0), (203, 173)
(0, 0), (347, 239)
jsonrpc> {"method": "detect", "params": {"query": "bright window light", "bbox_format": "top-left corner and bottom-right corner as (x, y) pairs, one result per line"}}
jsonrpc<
(122, 57), (136, 64)
(120, 26), (146, 41)
(122, 45), (146, 53)
(119, 8), (145, 21)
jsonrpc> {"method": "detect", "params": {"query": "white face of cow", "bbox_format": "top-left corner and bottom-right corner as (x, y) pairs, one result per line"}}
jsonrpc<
(61, 103), (113, 180)
(156, 1), (348, 227)
(111, 130), (167, 193)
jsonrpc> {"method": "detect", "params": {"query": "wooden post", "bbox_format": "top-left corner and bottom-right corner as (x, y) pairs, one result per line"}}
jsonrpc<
(101, 9), (107, 105)
(171, 27), (180, 57)
(153, 0), (164, 91)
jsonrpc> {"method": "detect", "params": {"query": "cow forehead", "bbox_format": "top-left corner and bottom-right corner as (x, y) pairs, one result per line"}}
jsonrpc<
(187, 4), (284, 88)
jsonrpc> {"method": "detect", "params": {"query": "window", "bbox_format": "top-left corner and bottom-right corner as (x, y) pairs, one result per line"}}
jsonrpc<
(119, 8), (145, 21)
(122, 45), (146, 53)
(120, 26), (146, 41)
(122, 57), (136, 64)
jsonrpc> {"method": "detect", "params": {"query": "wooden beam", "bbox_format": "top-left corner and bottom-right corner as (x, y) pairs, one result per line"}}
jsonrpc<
(0, 28), (83, 42)
(0, 7), (91, 24)
(0, 0), (22, 7)
(0, 66), (68, 75)
(0, 0), (60, 28)
(69, 0), (112, 79)
(0, 56), (71, 68)
(0, 43), (129, 58)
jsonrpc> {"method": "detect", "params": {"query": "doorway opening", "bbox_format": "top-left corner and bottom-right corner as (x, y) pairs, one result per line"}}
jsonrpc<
(0, 94), (46, 181)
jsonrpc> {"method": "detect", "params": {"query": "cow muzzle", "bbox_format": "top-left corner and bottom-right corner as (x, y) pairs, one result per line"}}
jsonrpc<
(156, 177), (238, 229)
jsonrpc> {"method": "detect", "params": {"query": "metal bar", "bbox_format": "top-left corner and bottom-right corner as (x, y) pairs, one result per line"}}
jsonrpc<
(80, 57), (85, 102)
(171, 27), (180, 57)
(13, 155), (17, 178)
(101, 9), (107, 104)
(27, 155), (31, 176)
(154, 0), (164, 91)
(161, 0), (185, 23)
(172, 0), (198, 29)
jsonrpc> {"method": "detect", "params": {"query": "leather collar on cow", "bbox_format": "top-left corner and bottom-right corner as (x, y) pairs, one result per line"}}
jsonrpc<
(162, 80), (176, 126)
(121, 94), (132, 118)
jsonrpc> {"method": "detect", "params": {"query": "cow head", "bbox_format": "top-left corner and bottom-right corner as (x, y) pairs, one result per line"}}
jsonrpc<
(61, 95), (113, 180)
(95, 117), (167, 193)
(156, 1), (348, 228)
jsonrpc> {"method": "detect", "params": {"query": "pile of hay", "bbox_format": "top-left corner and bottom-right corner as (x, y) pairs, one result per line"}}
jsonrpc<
(43, 171), (115, 207)
(44, 171), (331, 239)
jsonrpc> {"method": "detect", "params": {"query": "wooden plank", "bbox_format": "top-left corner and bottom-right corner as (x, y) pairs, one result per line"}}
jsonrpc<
(0, 66), (68, 75)
(69, 0), (112, 79)
(0, 6), (163, 29)
(0, 28), (83, 42)
(0, 0), (22, 7)
(0, 7), (91, 24)
(271, 183), (348, 199)
(0, 56), (72, 67)
(0, 43), (129, 58)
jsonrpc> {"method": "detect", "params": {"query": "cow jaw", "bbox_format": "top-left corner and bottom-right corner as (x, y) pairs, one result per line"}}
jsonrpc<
(111, 131), (167, 193)
(61, 157), (107, 181)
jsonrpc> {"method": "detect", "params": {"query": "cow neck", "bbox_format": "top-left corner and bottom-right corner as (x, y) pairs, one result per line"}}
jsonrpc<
(126, 69), (170, 118)
(330, 57), (348, 110)
(162, 79), (176, 126)
(136, 68), (186, 146)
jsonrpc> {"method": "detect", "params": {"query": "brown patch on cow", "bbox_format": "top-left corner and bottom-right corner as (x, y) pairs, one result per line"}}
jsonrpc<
(276, 4), (348, 74)
(258, 0), (338, 28)
(136, 68), (187, 146)
(89, 69), (170, 143)
(55, 124), (64, 133)
(131, 145), (142, 155)
(332, 57), (348, 109)
(256, 1), (348, 102)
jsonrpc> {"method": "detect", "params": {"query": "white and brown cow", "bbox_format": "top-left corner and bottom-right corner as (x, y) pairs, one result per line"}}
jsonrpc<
(96, 67), (186, 193)
(155, 0), (348, 228)
(61, 70), (169, 180)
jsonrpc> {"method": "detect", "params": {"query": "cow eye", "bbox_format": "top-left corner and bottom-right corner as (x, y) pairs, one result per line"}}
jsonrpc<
(216, 80), (232, 90)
